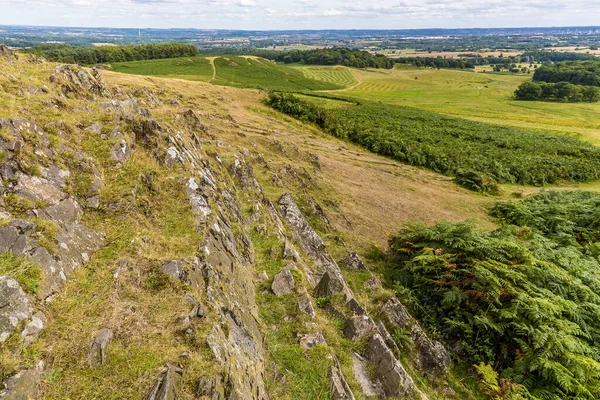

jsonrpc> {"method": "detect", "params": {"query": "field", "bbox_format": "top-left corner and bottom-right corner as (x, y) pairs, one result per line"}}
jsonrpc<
(291, 65), (357, 88)
(291, 64), (600, 144)
(110, 56), (340, 91)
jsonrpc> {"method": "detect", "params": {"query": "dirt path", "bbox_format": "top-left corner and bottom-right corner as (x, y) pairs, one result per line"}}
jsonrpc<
(206, 57), (217, 81)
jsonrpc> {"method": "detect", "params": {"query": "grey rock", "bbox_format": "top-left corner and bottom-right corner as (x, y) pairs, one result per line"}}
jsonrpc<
(344, 315), (377, 341)
(85, 123), (102, 135)
(277, 193), (325, 259)
(271, 267), (295, 296)
(86, 195), (100, 209)
(314, 270), (346, 298)
(110, 140), (130, 162)
(339, 252), (368, 270)
(40, 166), (70, 189)
(0, 277), (32, 343)
(44, 198), (83, 224)
(365, 277), (382, 291)
(196, 375), (225, 400)
(190, 304), (206, 319)
(352, 353), (385, 399)
(14, 173), (66, 206)
(0, 361), (44, 400)
(299, 331), (326, 349)
(330, 363), (355, 400)
(383, 297), (450, 379)
(282, 242), (298, 261)
(298, 296), (316, 319)
(257, 271), (269, 282)
(346, 297), (366, 316)
(21, 312), (46, 347)
(88, 328), (113, 367)
(160, 260), (184, 281)
(145, 364), (183, 400)
(165, 147), (183, 167)
(0, 45), (16, 61)
(53, 65), (110, 98)
(365, 334), (416, 398)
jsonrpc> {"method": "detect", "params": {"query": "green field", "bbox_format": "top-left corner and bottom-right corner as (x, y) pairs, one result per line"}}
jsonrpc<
(292, 65), (357, 88)
(110, 56), (341, 91)
(111, 56), (214, 82)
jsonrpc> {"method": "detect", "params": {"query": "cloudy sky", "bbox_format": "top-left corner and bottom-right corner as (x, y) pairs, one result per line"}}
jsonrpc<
(0, 0), (598, 30)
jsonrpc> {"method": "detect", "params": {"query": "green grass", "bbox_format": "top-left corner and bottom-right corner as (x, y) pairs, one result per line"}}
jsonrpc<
(212, 57), (340, 91)
(110, 56), (214, 82)
(0, 253), (42, 294)
(292, 65), (357, 88)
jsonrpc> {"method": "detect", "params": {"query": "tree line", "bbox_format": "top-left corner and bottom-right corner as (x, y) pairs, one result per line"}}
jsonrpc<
(533, 60), (600, 86)
(25, 43), (199, 65)
(515, 81), (600, 102)
(252, 47), (395, 69)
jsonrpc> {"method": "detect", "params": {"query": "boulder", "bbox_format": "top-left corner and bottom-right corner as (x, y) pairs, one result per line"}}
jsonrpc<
(44, 198), (83, 224)
(88, 328), (113, 367)
(0, 361), (44, 399)
(271, 266), (295, 296)
(314, 270), (346, 298)
(345, 297), (366, 316)
(53, 65), (110, 98)
(14, 173), (66, 206)
(339, 252), (368, 270)
(365, 334), (416, 398)
(282, 242), (298, 261)
(145, 364), (183, 400)
(298, 295), (316, 318)
(343, 315), (377, 341)
(0, 277), (32, 343)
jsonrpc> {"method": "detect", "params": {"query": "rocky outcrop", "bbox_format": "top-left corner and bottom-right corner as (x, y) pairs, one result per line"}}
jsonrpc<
(145, 364), (182, 400)
(278, 193), (325, 259)
(88, 328), (113, 368)
(338, 252), (368, 270)
(383, 297), (451, 380)
(365, 334), (416, 398)
(0, 45), (16, 62)
(0, 277), (32, 343)
(52, 65), (111, 98)
(271, 266), (295, 296)
(343, 315), (377, 341)
(0, 361), (44, 400)
(330, 360), (355, 400)
(299, 331), (326, 349)
(21, 312), (45, 348)
(352, 353), (385, 398)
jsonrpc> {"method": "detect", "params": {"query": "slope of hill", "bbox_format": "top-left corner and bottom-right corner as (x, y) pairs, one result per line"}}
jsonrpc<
(0, 46), (495, 399)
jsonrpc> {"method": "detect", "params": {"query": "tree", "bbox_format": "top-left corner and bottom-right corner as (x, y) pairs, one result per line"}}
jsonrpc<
(582, 86), (600, 102)
(514, 82), (542, 100)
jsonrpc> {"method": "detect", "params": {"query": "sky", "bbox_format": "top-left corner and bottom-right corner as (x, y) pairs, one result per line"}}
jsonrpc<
(0, 0), (599, 30)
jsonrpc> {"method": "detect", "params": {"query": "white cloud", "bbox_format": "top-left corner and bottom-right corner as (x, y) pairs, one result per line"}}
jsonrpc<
(0, 0), (598, 29)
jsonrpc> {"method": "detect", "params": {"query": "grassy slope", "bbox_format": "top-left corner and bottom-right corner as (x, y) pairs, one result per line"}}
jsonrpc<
(110, 56), (342, 91)
(294, 64), (600, 144)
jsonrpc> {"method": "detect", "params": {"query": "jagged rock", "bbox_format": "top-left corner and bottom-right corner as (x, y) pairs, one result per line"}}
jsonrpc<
(277, 193), (325, 259)
(330, 363), (355, 400)
(352, 353), (385, 398)
(323, 303), (346, 321)
(110, 140), (130, 162)
(165, 147), (183, 167)
(339, 252), (368, 270)
(0, 361), (44, 399)
(196, 375), (225, 399)
(282, 241), (298, 261)
(258, 271), (269, 282)
(412, 324), (451, 380)
(21, 312), (46, 347)
(53, 65), (110, 98)
(44, 198), (83, 224)
(298, 295), (316, 318)
(41, 166), (70, 189)
(0, 277), (32, 343)
(190, 303), (206, 319)
(314, 270), (346, 298)
(100, 99), (142, 115)
(271, 266), (295, 296)
(14, 172), (66, 206)
(299, 331), (326, 349)
(160, 260), (184, 281)
(145, 364), (183, 400)
(383, 297), (450, 379)
(85, 123), (102, 135)
(0, 227), (28, 255)
(345, 297), (366, 316)
(185, 178), (211, 221)
(365, 334), (416, 398)
(88, 328), (113, 367)
(86, 195), (100, 209)
(344, 315), (377, 341)
(0, 45), (16, 61)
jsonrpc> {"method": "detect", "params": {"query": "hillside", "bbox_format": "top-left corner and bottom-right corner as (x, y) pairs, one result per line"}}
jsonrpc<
(0, 47), (498, 399)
